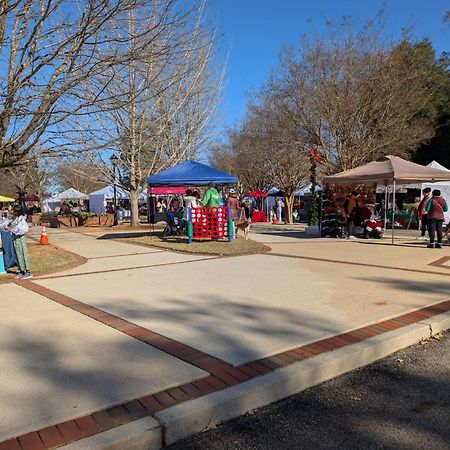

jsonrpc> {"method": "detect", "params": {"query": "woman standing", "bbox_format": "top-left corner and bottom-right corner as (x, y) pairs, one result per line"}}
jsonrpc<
(10, 205), (32, 279)
(425, 189), (448, 249)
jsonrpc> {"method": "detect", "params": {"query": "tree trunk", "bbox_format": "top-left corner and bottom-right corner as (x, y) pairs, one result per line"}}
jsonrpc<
(129, 189), (140, 227)
(284, 194), (294, 224)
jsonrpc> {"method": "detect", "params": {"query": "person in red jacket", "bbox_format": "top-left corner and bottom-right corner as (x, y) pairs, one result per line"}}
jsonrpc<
(425, 189), (448, 249)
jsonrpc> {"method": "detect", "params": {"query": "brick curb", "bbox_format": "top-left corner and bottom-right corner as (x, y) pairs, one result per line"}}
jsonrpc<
(59, 312), (450, 449)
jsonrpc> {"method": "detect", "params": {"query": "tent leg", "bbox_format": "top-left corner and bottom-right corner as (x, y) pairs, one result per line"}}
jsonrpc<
(319, 189), (324, 235)
(391, 179), (396, 244)
(384, 186), (388, 230)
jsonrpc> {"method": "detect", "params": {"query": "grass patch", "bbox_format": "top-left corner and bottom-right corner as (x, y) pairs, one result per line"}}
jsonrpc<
(0, 242), (85, 281)
(122, 234), (268, 256)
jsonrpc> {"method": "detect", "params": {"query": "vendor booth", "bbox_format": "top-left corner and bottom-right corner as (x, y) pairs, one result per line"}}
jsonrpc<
(147, 186), (189, 223)
(245, 190), (268, 222)
(148, 160), (237, 242)
(323, 155), (450, 243)
(88, 186), (128, 214)
(44, 188), (88, 212)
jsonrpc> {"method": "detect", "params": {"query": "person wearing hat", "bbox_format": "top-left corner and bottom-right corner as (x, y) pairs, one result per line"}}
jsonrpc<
(226, 189), (239, 220)
(226, 189), (239, 236)
(202, 182), (221, 207)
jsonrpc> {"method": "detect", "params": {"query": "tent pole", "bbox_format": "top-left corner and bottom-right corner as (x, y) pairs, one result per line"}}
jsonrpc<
(384, 185), (388, 230)
(391, 179), (396, 244)
(319, 189), (324, 235)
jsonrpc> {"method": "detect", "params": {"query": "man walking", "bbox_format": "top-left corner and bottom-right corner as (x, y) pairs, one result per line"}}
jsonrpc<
(417, 187), (432, 240)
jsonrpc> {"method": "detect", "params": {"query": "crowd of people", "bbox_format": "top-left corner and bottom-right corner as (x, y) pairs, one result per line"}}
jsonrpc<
(339, 188), (448, 246)
(160, 183), (252, 238)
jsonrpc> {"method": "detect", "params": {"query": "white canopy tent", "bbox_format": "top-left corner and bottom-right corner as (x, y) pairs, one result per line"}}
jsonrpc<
(88, 186), (128, 214)
(43, 188), (88, 212)
(88, 186), (147, 214)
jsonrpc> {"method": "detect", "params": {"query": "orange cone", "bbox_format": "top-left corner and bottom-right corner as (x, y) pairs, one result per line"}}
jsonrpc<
(39, 224), (49, 245)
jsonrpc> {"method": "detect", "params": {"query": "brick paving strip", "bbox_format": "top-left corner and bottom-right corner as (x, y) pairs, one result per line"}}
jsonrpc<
(267, 252), (450, 277)
(2, 280), (450, 450)
(428, 256), (450, 269)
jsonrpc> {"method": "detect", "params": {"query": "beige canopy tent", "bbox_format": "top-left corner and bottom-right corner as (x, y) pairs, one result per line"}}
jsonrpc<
(323, 155), (450, 243)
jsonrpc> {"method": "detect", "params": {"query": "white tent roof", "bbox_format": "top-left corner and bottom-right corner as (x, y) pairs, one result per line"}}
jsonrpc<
(54, 188), (88, 200)
(88, 186), (147, 200)
(427, 160), (450, 172)
(88, 185), (128, 199)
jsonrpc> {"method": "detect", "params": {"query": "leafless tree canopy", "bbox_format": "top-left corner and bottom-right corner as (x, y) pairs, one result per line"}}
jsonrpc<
(212, 16), (446, 223)
(53, 159), (107, 194)
(273, 19), (439, 171)
(0, 0), (143, 169)
(67, 0), (223, 225)
(0, 156), (53, 200)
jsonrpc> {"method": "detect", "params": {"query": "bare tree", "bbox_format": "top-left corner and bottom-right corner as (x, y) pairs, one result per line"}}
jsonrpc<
(273, 17), (440, 171)
(69, 0), (223, 226)
(53, 159), (107, 194)
(2, 156), (53, 208)
(209, 129), (271, 199)
(216, 95), (311, 223)
(0, 0), (144, 169)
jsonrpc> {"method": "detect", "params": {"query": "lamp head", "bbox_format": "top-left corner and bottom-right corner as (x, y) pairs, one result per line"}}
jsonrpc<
(110, 154), (119, 167)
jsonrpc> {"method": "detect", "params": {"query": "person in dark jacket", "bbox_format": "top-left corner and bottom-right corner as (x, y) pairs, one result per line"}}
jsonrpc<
(425, 189), (448, 249)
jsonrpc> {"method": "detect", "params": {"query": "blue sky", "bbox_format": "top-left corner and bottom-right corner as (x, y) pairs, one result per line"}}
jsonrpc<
(207, 0), (449, 129)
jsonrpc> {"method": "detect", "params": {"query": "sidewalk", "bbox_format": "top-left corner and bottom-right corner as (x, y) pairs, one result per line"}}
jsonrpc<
(1, 226), (449, 449)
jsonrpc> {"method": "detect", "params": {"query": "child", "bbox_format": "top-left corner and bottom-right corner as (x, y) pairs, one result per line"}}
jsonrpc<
(9, 205), (32, 279)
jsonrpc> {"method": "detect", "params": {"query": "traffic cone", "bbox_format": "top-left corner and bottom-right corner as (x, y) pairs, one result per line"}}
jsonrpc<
(39, 224), (49, 245)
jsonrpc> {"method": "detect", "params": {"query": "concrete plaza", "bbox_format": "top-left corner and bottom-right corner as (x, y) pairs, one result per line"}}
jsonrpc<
(1, 224), (449, 449)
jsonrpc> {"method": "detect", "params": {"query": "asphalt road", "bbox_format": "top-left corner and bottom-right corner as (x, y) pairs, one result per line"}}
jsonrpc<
(168, 331), (450, 450)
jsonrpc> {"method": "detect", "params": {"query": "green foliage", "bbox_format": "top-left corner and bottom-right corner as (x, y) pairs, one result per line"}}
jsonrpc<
(408, 41), (450, 167)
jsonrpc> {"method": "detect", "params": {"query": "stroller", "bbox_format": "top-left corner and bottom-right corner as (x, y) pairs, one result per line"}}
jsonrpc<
(162, 211), (186, 237)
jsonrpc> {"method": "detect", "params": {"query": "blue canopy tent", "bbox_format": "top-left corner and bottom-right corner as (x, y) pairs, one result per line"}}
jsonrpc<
(147, 160), (237, 186)
(147, 160), (237, 227)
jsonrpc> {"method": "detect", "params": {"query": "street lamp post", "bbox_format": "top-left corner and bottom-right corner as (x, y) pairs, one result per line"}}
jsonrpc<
(110, 155), (119, 226)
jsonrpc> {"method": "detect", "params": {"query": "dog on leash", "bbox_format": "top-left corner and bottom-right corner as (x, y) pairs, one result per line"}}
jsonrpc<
(235, 219), (251, 239)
